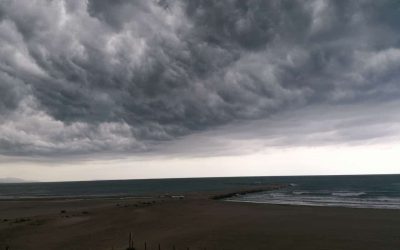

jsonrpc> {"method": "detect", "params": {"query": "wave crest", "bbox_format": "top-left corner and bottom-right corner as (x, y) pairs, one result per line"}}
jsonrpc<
(331, 192), (366, 197)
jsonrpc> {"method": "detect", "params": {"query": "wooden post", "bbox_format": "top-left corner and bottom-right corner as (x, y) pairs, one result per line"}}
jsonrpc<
(144, 242), (147, 250)
(158, 243), (161, 250)
(127, 232), (135, 250)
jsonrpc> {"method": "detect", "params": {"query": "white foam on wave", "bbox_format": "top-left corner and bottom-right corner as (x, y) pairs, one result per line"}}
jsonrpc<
(227, 191), (400, 209)
(331, 191), (366, 197)
(292, 191), (309, 195)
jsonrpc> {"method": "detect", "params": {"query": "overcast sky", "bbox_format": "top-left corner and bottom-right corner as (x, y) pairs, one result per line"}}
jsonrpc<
(0, 0), (400, 181)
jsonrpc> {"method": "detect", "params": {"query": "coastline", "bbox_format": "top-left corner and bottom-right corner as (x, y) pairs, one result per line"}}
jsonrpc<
(1, 187), (400, 250)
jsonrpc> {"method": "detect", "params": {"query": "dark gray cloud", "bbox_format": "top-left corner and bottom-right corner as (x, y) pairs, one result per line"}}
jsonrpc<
(0, 0), (400, 157)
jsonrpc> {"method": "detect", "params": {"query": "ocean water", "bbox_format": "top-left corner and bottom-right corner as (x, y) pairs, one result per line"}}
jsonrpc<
(226, 175), (400, 209)
(0, 175), (399, 209)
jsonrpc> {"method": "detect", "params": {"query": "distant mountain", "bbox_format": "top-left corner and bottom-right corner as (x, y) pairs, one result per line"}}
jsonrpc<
(0, 177), (37, 183)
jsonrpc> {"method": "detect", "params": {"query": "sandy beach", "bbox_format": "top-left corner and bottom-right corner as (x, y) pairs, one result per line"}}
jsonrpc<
(1, 188), (400, 250)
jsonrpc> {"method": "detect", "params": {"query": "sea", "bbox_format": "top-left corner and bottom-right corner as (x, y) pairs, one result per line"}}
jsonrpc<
(1, 174), (400, 209)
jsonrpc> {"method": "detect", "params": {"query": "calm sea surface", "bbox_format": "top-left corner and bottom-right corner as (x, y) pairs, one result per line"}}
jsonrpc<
(1, 175), (399, 209)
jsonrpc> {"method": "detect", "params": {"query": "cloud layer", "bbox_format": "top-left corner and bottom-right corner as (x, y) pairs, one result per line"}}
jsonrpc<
(1, 0), (400, 157)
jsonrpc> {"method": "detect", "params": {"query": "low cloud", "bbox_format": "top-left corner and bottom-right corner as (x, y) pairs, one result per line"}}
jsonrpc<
(0, 0), (400, 157)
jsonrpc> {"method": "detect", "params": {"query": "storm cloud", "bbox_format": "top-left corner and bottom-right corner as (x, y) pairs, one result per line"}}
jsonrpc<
(1, 0), (400, 157)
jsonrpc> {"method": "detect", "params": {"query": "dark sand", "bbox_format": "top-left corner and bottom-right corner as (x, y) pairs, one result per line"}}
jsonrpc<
(1, 190), (400, 250)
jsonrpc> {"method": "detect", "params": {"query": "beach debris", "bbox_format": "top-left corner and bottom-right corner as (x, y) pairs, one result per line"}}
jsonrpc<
(13, 218), (30, 223)
(60, 210), (66, 214)
(120, 239), (207, 250)
(29, 219), (46, 226)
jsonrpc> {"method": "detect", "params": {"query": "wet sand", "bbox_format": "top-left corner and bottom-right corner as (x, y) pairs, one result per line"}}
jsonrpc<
(1, 190), (400, 250)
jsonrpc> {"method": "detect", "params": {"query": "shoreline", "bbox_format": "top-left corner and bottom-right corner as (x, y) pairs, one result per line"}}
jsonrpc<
(2, 183), (400, 211)
(0, 184), (287, 202)
(226, 199), (400, 211)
